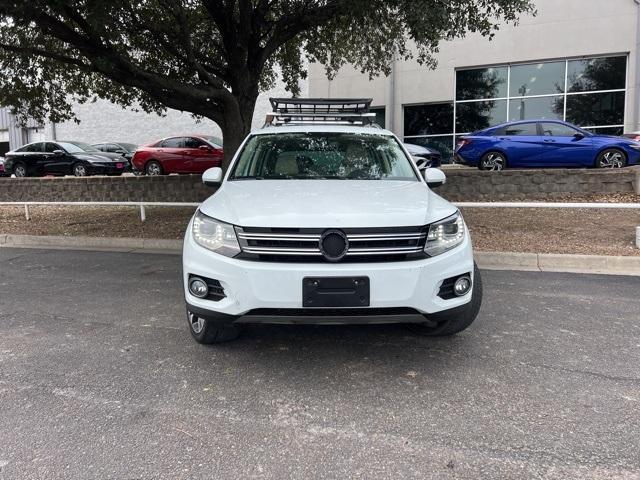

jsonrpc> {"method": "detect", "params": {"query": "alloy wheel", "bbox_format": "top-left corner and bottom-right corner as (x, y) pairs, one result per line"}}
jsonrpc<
(74, 164), (87, 176)
(189, 312), (205, 334)
(482, 153), (505, 171)
(14, 165), (26, 177)
(600, 151), (624, 168)
(147, 162), (161, 175)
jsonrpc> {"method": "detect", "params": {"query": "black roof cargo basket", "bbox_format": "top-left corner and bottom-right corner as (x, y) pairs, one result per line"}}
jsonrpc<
(265, 98), (378, 127)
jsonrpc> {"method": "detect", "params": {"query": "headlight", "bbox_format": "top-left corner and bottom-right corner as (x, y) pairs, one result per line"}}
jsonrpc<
(424, 212), (466, 257)
(192, 210), (240, 257)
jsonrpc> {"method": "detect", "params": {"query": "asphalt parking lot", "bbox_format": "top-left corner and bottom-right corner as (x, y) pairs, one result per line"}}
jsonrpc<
(0, 248), (639, 479)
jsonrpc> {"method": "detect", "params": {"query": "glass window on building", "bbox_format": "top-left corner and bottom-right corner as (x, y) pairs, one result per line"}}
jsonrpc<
(508, 96), (564, 122)
(565, 91), (624, 127)
(566, 57), (626, 93)
(509, 61), (566, 96)
(456, 67), (508, 101)
(404, 103), (454, 161)
(455, 100), (507, 134)
(404, 103), (453, 136)
(404, 55), (627, 161)
(370, 107), (386, 129)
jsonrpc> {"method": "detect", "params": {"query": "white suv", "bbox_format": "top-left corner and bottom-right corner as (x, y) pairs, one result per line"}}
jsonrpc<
(182, 99), (482, 343)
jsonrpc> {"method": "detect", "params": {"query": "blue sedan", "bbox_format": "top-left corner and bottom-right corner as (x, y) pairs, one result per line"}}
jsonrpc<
(455, 120), (640, 171)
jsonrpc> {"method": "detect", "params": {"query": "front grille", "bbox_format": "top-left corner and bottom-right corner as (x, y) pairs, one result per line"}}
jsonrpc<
(236, 226), (428, 263)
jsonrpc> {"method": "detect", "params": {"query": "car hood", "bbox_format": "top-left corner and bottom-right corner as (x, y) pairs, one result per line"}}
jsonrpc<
(199, 180), (456, 228)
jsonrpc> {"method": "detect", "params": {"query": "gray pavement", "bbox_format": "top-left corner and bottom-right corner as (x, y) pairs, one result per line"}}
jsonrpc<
(0, 248), (639, 479)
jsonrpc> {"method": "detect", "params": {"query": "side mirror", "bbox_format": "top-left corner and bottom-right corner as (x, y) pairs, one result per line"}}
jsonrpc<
(412, 156), (429, 170)
(202, 167), (223, 186)
(423, 168), (446, 188)
(573, 132), (585, 140)
(52, 150), (64, 155)
(199, 145), (211, 151)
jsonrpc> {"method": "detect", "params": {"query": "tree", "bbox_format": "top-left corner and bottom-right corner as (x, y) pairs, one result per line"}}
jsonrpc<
(0, 0), (534, 169)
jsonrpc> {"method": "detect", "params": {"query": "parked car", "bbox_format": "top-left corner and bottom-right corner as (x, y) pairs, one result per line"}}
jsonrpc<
(3, 141), (127, 177)
(455, 119), (640, 171)
(131, 135), (223, 175)
(182, 98), (481, 344)
(0, 157), (8, 177)
(92, 142), (138, 160)
(622, 132), (640, 142)
(404, 143), (442, 168)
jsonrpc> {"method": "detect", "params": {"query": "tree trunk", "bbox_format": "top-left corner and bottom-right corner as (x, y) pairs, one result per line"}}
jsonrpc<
(219, 93), (258, 172)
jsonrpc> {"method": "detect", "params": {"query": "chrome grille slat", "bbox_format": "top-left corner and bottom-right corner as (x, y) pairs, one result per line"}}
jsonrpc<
(238, 233), (321, 240)
(235, 226), (428, 262)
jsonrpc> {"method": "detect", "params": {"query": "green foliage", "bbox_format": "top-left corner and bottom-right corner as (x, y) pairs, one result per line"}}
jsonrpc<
(0, 0), (534, 161)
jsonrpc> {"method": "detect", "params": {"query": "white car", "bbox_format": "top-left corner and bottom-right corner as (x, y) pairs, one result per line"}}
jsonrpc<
(182, 99), (482, 343)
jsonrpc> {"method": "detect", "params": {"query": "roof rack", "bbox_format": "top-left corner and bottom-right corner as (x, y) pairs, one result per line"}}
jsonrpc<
(265, 98), (378, 127)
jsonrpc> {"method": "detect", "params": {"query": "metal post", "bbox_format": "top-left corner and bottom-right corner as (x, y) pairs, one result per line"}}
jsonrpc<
(636, 226), (640, 249)
(140, 205), (146, 222)
(24, 204), (30, 221)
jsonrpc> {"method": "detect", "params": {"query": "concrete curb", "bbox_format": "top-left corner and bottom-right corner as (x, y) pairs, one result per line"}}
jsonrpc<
(0, 234), (182, 254)
(1, 234), (639, 276)
(477, 251), (640, 276)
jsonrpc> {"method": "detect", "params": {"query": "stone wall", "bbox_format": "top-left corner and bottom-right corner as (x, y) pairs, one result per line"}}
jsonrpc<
(438, 167), (640, 201)
(0, 167), (638, 203)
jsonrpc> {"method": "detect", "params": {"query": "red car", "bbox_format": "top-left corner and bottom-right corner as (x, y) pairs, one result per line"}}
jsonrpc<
(131, 135), (223, 175)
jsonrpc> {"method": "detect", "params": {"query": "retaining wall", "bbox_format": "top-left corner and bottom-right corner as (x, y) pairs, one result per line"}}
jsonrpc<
(0, 167), (638, 203)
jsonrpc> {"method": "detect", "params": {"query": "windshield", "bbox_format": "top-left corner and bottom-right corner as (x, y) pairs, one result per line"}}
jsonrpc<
(118, 143), (138, 151)
(229, 132), (417, 181)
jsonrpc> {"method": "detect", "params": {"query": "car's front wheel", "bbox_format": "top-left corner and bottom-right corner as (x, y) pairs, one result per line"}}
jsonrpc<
(406, 264), (483, 337)
(13, 162), (28, 178)
(187, 309), (242, 344)
(596, 149), (626, 168)
(145, 160), (163, 176)
(73, 163), (88, 177)
(479, 151), (507, 171)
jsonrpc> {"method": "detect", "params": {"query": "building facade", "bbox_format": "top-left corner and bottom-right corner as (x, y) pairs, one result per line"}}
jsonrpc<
(308, 0), (640, 159)
(0, 76), (306, 154)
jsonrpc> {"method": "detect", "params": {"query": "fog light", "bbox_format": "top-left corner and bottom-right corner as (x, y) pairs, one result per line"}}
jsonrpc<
(453, 276), (472, 296)
(189, 277), (209, 298)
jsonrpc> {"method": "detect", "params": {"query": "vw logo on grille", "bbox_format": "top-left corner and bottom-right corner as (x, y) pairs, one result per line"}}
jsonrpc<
(319, 229), (349, 262)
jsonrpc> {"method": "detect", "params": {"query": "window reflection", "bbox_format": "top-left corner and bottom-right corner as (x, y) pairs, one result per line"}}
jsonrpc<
(565, 91), (624, 127)
(567, 57), (626, 93)
(404, 103), (454, 136)
(455, 100), (507, 133)
(509, 61), (565, 96)
(508, 96), (564, 122)
(456, 67), (507, 100)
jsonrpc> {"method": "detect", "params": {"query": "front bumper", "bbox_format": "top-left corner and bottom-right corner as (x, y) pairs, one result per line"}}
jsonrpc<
(183, 222), (475, 325)
(88, 162), (126, 175)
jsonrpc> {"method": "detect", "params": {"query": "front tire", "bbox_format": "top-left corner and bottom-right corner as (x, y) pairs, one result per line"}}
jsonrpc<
(596, 149), (626, 168)
(479, 151), (507, 171)
(406, 264), (483, 337)
(73, 163), (88, 177)
(13, 162), (28, 178)
(187, 310), (242, 344)
(145, 160), (163, 176)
